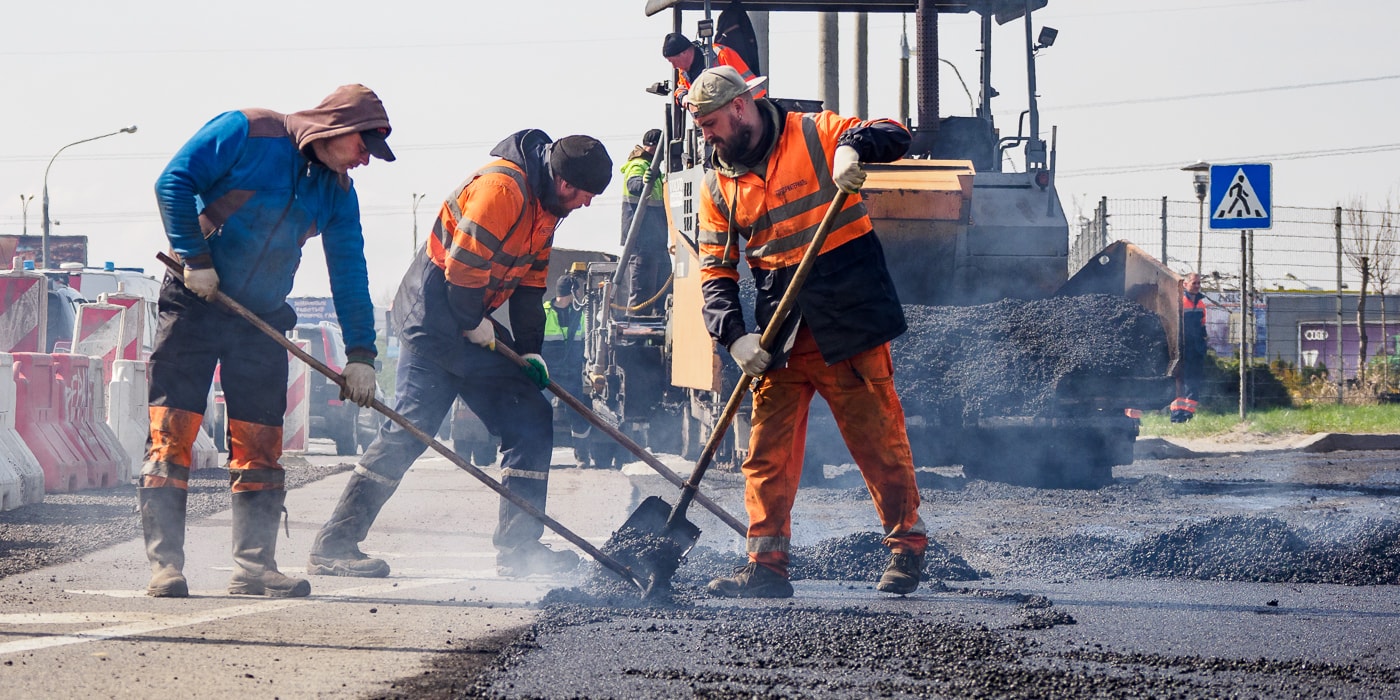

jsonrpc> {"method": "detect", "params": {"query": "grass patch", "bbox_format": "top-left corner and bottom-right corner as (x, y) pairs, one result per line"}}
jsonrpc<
(1141, 403), (1400, 438)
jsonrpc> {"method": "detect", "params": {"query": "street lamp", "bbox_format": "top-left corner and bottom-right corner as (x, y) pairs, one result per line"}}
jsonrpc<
(410, 193), (427, 253)
(1181, 160), (1210, 274)
(19, 195), (34, 237)
(41, 125), (138, 269)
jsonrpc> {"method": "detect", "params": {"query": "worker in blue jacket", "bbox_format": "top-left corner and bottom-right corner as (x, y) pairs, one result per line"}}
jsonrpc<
(141, 84), (393, 599)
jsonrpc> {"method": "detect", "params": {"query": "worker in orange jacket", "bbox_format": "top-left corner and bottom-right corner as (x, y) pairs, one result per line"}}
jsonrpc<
(1172, 273), (1208, 422)
(662, 32), (767, 102)
(688, 66), (927, 598)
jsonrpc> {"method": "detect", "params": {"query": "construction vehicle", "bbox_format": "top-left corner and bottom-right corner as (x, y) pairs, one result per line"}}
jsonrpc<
(577, 0), (1179, 487)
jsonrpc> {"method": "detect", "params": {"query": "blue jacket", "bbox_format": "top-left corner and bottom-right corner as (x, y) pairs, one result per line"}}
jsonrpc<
(154, 85), (389, 356)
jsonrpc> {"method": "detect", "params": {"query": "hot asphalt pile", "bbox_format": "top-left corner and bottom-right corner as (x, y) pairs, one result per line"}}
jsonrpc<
(893, 294), (1168, 421)
(0, 461), (350, 580)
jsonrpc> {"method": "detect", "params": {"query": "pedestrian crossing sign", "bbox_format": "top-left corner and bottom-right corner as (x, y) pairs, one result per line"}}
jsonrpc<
(1208, 163), (1272, 230)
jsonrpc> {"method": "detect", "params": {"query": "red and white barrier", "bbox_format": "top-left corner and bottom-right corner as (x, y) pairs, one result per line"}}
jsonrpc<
(83, 355), (130, 478)
(283, 340), (311, 453)
(0, 271), (48, 353)
(97, 292), (147, 361)
(0, 354), (43, 509)
(52, 354), (123, 490)
(11, 353), (87, 492)
(71, 302), (124, 383)
(107, 359), (148, 484)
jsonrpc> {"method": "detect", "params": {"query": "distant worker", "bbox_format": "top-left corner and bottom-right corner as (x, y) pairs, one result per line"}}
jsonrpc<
(142, 84), (391, 598)
(686, 66), (926, 598)
(620, 128), (672, 316)
(541, 268), (592, 467)
(307, 130), (612, 579)
(1171, 272), (1208, 422)
(662, 32), (767, 102)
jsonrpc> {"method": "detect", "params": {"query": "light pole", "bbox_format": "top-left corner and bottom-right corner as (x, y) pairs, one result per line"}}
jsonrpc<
(1182, 160), (1210, 274)
(410, 193), (427, 253)
(41, 125), (138, 269)
(19, 195), (34, 237)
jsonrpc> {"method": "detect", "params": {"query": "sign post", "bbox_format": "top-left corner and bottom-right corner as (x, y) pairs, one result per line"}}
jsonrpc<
(1209, 163), (1272, 420)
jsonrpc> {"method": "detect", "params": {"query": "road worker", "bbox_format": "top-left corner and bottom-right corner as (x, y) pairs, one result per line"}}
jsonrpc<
(619, 128), (671, 316)
(541, 269), (592, 467)
(308, 130), (611, 578)
(1172, 272), (1209, 422)
(686, 66), (927, 598)
(662, 32), (766, 102)
(142, 84), (391, 598)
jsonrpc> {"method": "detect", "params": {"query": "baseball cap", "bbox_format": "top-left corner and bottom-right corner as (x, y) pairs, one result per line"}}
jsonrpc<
(360, 127), (396, 162)
(683, 66), (769, 117)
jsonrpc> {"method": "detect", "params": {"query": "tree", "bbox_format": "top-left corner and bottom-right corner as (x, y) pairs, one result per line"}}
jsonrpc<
(1344, 197), (1398, 386)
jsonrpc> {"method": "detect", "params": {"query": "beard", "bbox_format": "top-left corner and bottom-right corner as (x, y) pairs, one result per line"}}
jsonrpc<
(544, 199), (574, 218)
(709, 122), (755, 164)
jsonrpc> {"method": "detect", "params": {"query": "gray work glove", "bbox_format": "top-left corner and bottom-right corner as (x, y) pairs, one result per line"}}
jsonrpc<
(465, 317), (496, 350)
(832, 145), (865, 194)
(728, 333), (771, 377)
(340, 362), (377, 408)
(183, 266), (220, 301)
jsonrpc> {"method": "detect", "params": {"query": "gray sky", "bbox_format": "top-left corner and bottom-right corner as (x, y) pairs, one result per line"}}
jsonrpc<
(1, 0), (1393, 300)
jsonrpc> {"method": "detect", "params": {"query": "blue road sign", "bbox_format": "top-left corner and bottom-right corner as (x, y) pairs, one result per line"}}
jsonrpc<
(1209, 163), (1272, 230)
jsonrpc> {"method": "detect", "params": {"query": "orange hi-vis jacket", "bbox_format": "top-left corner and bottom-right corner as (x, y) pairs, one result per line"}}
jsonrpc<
(697, 102), (911, 364)
(427, 159), (557, 315)
(677, 44), (768, 100)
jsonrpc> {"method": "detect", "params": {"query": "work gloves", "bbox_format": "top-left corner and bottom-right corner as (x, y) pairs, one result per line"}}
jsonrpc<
(184, 266), (220, 301)
(728, 333), (771, 377)
(340, 362), (377, 407)
(832, 145), (865, 194)
(521, 353), (550, 389)
(465, 317), (495, 350)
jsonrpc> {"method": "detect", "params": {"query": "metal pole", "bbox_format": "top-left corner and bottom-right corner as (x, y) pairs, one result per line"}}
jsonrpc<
(19, 195), (33, 237)
(818, 12), (839, 113)
(41, 126), (137, 269)
(1248, 228), (1256, 408)
(899, 16), (910, 127)
(410, 193), (427, 253)
(1240, 229), (1248, 420)
(855, 12), (869, 119)
(1160, 195), (1168, 266)
(1196, 195), (1205, 273)
(1336, 206), (1345, 404)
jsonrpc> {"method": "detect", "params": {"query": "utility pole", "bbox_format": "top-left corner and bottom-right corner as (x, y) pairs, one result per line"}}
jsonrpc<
(411, 193), (427, 253)
(19, 194), (34, 236)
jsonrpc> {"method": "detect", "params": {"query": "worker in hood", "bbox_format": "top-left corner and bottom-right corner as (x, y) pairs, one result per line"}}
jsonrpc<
(143, 84), (394, 599)
(687, 66), (927, 598)
(663, 31), (766, 103)
(308, 130), (612, 580)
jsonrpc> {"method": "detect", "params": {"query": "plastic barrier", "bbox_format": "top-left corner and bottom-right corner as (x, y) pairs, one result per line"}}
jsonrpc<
(192, 420), (219, 471)
(283, 339), (310, 453)
(97, 292), (147, 361)
(11, 353), (87, 492)
(51, 354), (122, 490)
(107, 359), (148, 484)
(83, 356), (130, 480)
(0, 271), (48, 353)
(0, 354), (43, 507)
(71, 302), (124, 383)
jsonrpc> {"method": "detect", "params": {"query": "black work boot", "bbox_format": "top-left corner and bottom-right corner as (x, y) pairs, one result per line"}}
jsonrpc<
(307, 472), (396, 578)
(707, 562), (794, 599)
(139, 487), (189, 598)
(496, 540), (580, 577)
(229, 490), (311, 598)
(876, 550), (926, 595)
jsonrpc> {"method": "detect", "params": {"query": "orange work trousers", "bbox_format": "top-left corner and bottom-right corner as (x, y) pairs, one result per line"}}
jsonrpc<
(742, 326), (927, 576)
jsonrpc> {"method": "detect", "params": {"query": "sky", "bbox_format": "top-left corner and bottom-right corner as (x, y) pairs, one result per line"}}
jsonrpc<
(2, 0), (1396, 302)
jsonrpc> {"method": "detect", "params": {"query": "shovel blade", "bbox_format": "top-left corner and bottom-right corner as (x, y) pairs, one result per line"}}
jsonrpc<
(605, 496), (702, 591)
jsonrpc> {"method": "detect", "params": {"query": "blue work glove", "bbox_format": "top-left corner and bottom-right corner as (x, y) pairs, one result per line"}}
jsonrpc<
(521, 353), (549, 389)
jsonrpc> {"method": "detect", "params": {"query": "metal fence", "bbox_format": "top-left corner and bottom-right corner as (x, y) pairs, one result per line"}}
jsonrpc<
(1071, 197), (1400, 401)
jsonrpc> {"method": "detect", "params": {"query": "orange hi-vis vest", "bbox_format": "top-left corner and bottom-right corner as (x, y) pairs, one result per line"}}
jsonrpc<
(1182, 292), (1206, 325)
(697, 111), (879, 284)
(427, 160), (557, 313)
(678, 44), (768, 99)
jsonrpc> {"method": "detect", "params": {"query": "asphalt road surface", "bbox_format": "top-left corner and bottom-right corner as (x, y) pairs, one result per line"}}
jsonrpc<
(2, 438), (1399, 698)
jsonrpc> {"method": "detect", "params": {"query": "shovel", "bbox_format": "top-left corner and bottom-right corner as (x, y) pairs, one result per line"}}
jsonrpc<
(616, 190), (851, 592)
(156, 252), (649, 593)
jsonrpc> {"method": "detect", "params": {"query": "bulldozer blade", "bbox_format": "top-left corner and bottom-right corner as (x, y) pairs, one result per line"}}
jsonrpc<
(604, 496), (702, 593)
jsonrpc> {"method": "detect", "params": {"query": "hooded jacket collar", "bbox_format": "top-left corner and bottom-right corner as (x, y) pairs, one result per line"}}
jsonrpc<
(490, 128), (560, 211)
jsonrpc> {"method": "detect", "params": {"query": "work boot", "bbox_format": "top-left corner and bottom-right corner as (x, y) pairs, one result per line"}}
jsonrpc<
(706, 562), (794, 599)
(307, 472), (396, 578)
(496, 540), (580, 577)
(139, 487), (189, 598)
(228, 490), (311, 597)
(876, 550), (926, 595)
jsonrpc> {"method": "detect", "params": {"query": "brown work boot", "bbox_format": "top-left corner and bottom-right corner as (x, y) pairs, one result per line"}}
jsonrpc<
(496, 540), (580, 577)
(707, 562), (793, 599)
(876, 551), (926, 595)
(140, 487), (189, 598)
(307, 472), (396, 578)
(228, 490), (311, 598)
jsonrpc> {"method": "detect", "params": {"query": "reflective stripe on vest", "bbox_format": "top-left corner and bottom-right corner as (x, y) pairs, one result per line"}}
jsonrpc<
(697, 113), (873, 272)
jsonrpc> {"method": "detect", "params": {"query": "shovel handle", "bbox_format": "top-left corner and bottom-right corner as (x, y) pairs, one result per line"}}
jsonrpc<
(670, 190), (850, 526)
(494, 343), (748, 537)
(156, 252), (649, 592)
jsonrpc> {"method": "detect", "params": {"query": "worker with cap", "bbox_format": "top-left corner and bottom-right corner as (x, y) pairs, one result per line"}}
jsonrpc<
(1171, 272), (1209, 422)
(663, 32), (766, 102)
(307, 130), (612, 579)
(620, 128), (672, 316)
(686, 66), (927, 598)
(142, 84), (393, 598)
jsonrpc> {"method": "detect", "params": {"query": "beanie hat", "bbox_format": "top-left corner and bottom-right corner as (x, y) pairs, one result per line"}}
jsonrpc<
(550, 135), (612, 195)
(642, 129), (662, 149)
(662, 32), (693, 58)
